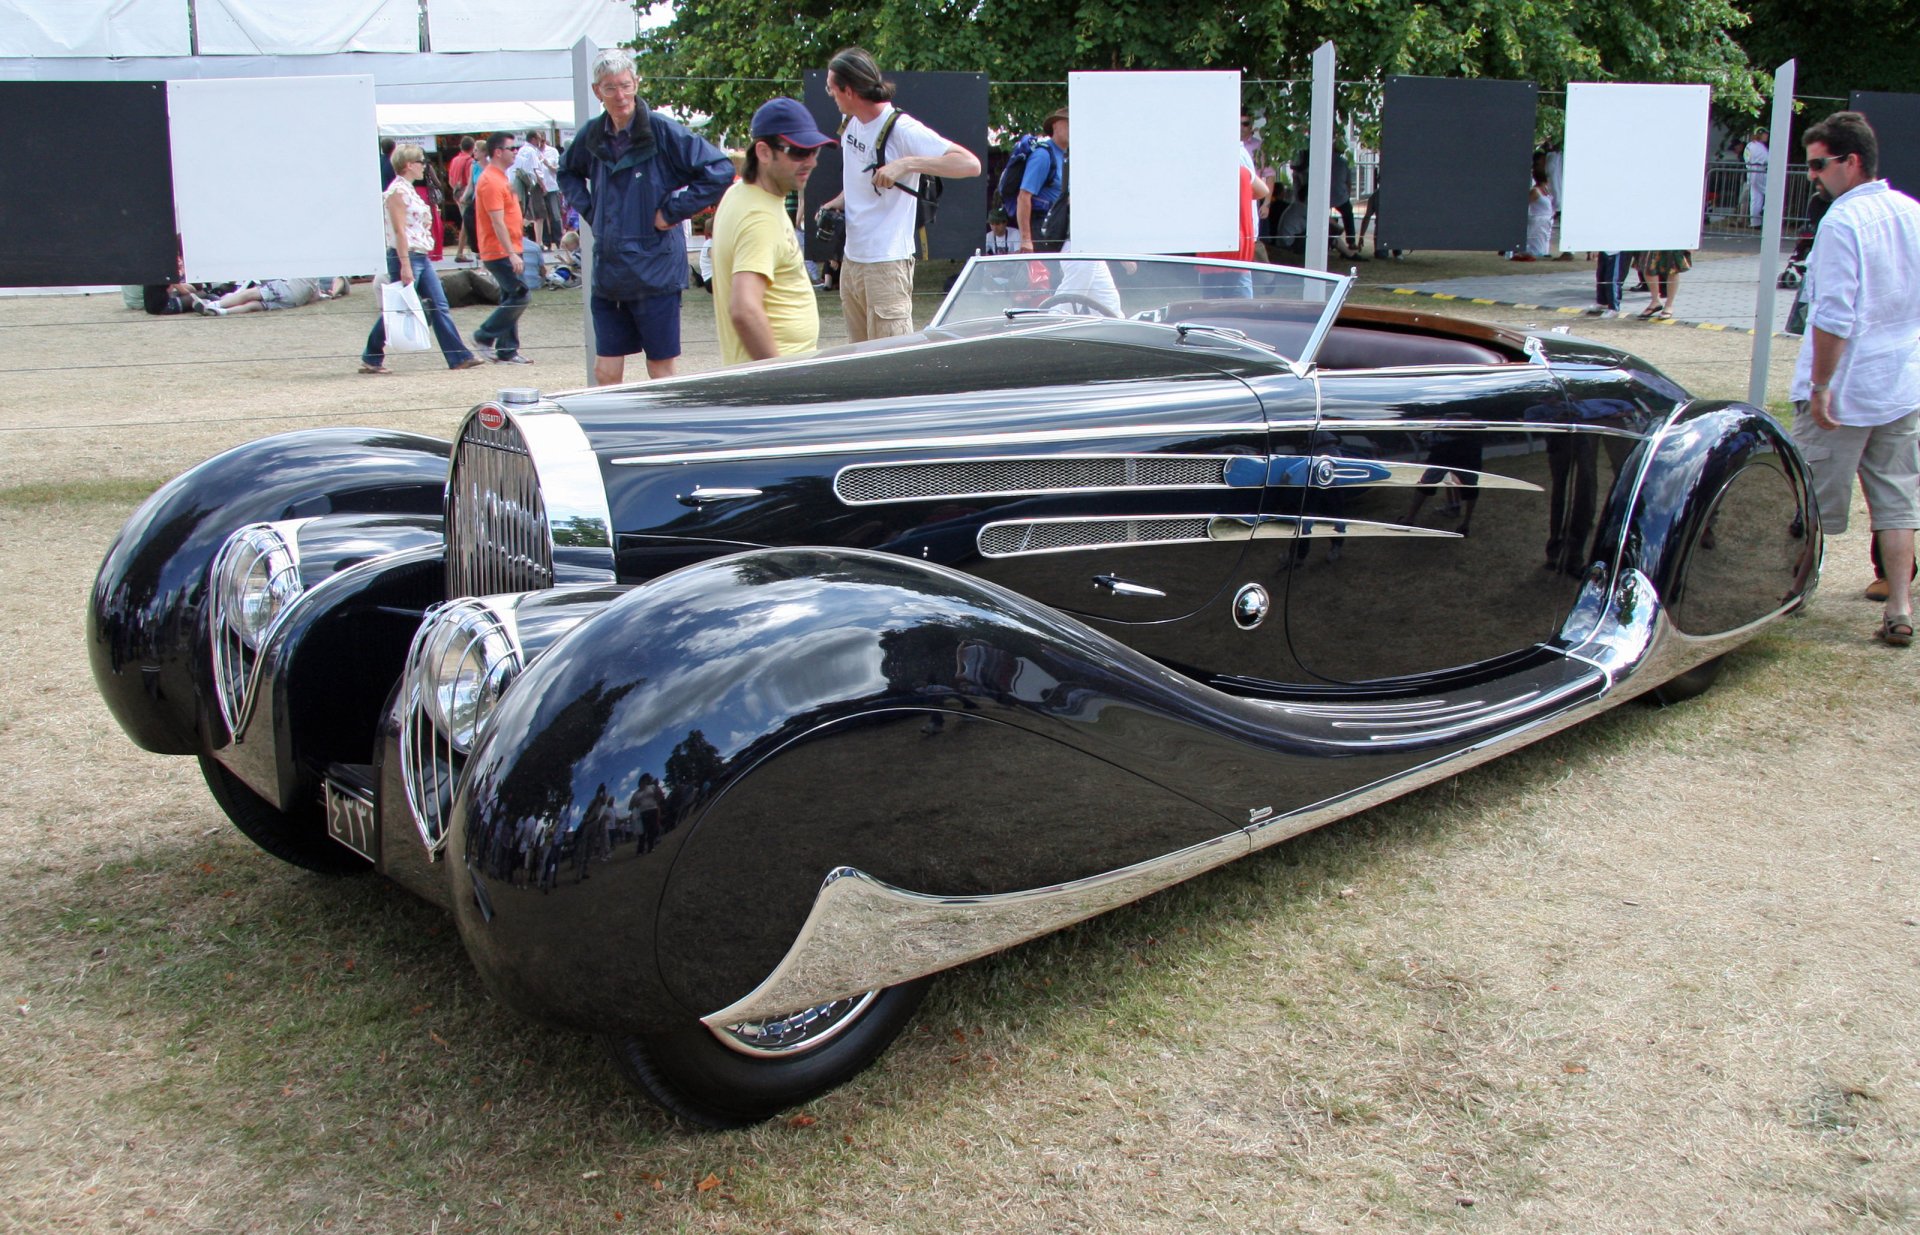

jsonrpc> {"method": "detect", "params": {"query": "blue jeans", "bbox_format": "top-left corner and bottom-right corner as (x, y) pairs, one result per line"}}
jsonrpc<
(1595, 252), (1629, 311)
(1197, 269), (1254, 299)
(473, 258), (529, 359)
(361, 250), (475, 368)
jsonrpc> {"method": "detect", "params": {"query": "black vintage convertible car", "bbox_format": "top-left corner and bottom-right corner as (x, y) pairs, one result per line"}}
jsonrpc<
(90, 255), (1819, 1127)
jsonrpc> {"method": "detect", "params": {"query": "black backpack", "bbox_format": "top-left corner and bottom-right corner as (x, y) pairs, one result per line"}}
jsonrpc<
(870, 109), (943, 258)
(997, 134), (1059, 213)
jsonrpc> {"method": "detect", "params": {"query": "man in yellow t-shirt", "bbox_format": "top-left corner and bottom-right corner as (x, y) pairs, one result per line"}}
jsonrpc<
(711, 98), (836, 364)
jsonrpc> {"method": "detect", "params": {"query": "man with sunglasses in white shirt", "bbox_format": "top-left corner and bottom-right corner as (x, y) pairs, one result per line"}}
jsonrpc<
(1791, 110), (1920, 646)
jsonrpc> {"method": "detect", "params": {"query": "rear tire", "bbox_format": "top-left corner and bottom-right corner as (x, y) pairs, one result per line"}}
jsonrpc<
(1648, 654), (1724, 706)
(198, 753), (370, 875)
(604, 977), (934, 1129)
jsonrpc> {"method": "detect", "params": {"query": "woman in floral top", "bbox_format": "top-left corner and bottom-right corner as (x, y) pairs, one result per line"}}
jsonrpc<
(360, 143), (483, 373)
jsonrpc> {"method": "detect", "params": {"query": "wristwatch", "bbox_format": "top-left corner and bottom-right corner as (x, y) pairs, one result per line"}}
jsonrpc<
(1811, 382), (1831, 393)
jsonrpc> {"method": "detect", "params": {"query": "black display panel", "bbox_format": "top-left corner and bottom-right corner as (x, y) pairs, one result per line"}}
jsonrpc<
(800, 70), (990, 261)
(0, 82), (178, 287)
(1377, 76), (1538, 252)
(1848, 91), (1920, 198)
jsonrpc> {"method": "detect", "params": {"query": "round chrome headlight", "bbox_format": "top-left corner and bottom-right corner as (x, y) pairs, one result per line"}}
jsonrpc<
(215, 525), (302, 648)
(417, 602), (521, 751)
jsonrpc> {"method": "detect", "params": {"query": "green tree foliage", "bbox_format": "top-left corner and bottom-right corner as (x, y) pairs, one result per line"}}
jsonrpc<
(630, 0), (1765, 146)
(1736, 0), (1920, 112)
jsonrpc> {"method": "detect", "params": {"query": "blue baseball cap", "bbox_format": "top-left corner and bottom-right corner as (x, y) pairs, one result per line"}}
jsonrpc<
(751, 97), (835, 149)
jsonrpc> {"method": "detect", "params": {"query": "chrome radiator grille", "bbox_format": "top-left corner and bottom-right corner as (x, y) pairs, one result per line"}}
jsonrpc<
(446, 418), (554, 598)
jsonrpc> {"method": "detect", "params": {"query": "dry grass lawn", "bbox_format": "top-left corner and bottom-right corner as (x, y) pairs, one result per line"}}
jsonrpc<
(0, 272), (1914, 1233)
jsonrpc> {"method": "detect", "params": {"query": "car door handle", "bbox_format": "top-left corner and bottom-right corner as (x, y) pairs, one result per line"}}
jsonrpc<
(677, 487), (764, 507)
(1092, 574), (1167, 599)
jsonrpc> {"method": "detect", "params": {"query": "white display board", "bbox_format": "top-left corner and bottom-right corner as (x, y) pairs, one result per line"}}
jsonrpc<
(169, 76), (386, 282)
(0, 0), (188, 56)
(1560, 82), (1711, 252)
(1067, 71), (1240, 254)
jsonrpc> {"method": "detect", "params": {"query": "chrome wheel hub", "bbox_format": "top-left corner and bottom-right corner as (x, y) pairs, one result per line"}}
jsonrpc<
(713, 990), (879, 1057)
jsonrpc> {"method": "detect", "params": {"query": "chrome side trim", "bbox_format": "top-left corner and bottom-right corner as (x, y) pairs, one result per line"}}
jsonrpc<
(1314, 418), (1648, 440)
(612, 423), (1267, 468)
(701, 567), (1764, 1027)
(1257, 455), (1542, 492)
(702, 833), (1250, 1027)
(976, 512), (1457, 559)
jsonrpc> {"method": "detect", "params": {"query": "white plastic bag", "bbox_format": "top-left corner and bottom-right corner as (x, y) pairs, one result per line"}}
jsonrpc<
(380, 280), (433, 352)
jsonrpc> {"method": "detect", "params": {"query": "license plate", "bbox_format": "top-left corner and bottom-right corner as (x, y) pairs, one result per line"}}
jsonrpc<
(324, 779), (378, 861)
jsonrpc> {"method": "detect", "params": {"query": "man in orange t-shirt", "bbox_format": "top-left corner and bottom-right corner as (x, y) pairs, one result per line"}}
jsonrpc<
(471, 132), (532, 364)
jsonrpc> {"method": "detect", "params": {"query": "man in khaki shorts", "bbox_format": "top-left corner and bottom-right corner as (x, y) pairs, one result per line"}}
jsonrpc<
(1791, 110), (1920, 646)
(814, 46), (980, 342)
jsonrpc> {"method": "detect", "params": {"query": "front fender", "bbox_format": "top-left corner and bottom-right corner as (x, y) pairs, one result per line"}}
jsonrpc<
(447, 548), (1251, 1032)
(89, 429), (450, 756)
(444, 547), (1640, 1034)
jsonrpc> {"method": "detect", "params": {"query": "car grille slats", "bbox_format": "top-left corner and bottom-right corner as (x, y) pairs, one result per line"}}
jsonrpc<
(447, 419), (553, 599)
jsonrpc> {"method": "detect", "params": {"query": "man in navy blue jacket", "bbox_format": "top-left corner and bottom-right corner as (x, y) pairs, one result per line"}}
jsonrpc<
(559, 48), (734, 385)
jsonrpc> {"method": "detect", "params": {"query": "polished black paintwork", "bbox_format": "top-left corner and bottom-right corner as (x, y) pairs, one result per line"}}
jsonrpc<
(87, 297), (1821, 1051)
(89, 430), (448, 755)
(1600, 401), (1822, 634)
(446, 548), (1614, 1030)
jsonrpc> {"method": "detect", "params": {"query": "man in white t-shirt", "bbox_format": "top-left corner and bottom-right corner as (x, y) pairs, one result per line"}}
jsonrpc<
(1743, 128), (1769, 229)
(1791, 110), (1920, 646)
(815, 46), (981, 342)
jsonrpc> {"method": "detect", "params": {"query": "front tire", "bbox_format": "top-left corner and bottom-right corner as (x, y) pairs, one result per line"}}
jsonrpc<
(198, 753), (369, 875)
(604, 977), (934, 1128)
(1648, 654), (1724, 706)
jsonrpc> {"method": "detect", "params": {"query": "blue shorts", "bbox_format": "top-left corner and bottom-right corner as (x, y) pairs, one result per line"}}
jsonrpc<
(591, 292), (682, 360)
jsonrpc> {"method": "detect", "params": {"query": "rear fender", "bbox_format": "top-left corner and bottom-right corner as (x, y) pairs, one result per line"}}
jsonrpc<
(1598, 401), (1820, 635)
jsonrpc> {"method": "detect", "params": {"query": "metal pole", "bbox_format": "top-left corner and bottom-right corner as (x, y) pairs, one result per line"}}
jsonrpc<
(1307, 41), (1336, 274)
(1748, 59), (1797, 408)
(571, 37), (598, 386)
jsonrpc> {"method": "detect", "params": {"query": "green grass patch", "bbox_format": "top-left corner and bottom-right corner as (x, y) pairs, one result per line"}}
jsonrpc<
(0, 476), (161, 509)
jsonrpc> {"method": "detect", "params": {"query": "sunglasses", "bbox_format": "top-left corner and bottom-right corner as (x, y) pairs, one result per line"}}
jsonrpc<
(764, 139), (820, 159)
(1806, 153), (1851, 171)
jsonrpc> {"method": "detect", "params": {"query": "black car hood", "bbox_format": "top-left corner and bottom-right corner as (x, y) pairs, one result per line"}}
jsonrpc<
(549, 317), (1280, 463)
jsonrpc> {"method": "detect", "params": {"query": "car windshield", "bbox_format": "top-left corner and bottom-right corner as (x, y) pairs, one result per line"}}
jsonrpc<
(930, 254), (1351, 365)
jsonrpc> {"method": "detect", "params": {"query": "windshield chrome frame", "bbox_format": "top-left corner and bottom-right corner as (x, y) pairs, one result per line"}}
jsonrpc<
(929, 253), (1354, 374)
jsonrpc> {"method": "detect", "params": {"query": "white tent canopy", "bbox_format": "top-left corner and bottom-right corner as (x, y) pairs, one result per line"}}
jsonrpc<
(0, 0), (635, 57)
(377, 99), (575, 138)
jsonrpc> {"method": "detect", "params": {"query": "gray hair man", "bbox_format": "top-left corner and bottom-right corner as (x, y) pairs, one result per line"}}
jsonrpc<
(557, 48), (734, 385)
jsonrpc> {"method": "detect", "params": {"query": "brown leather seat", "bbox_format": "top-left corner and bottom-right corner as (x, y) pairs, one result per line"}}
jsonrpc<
(1162, 300), (1508, 370)
(1312, 325), (1505, 370)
